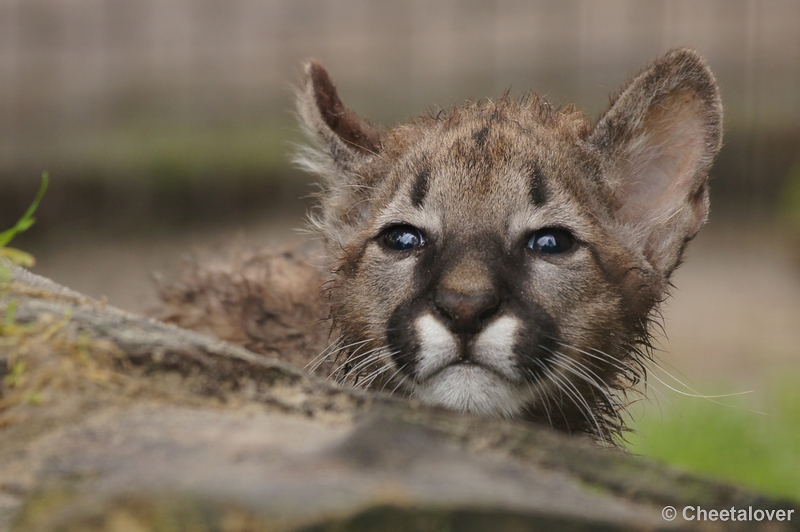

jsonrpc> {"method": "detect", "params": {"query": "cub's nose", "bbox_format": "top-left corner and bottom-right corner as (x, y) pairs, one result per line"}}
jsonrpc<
(434, 289), (500, 334)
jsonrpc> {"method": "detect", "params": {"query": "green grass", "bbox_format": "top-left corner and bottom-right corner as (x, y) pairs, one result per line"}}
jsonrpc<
(0, 172), (48, 270)
(627, 378), (800, 502)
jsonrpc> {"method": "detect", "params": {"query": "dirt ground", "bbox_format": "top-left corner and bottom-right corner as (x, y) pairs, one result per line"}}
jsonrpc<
(21, 209), (800, 401)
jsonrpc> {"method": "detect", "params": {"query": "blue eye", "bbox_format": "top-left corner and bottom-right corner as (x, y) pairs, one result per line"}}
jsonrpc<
(382, 225), (425, 251)
(527, 229), (574, 254)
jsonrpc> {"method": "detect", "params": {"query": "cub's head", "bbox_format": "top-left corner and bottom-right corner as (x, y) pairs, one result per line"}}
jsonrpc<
(297, 49), (722, 440)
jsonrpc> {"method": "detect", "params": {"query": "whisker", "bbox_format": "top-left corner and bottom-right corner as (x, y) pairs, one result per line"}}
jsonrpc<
(645, 359), (757, 400)
(645, 371), (765, 415)
(358, 362), (397, 389)
(546, 349), (607, 392)
(533, 360), (569, 425)
(545, 364), (607, 444)
(346, 355), (394, 386)
(548, 351), (616, 411)
(525, 377), (554, 428)
(559, 341), (639, 377)
(328, 341), (377, 380)
(309, 336), (374, 375)
(306, 336), (355, 373)
(380, 362), (408, 394)
(343, 347), (394, 376)
(389, 365), (413, 396)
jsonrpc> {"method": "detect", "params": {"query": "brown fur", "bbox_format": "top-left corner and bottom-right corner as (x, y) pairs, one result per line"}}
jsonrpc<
(307, 61), (382, 155)
(160, 49), (722, 443)
(158, 242), (333, 372)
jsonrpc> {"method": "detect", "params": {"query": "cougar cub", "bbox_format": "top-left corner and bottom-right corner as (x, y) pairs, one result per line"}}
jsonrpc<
(163, 49), (722, 441)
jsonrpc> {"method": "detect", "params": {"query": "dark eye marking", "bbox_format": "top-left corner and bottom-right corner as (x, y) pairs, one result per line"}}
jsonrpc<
(527, 228), (575, 255)
(410, 167), (430, 208)
(380, 225), (425, 252)
(528, 162), (548, 206)
(472, 126), (489, 147)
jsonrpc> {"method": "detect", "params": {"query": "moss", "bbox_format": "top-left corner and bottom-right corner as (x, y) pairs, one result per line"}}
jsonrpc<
(13, 491), (270, 532)
(14, 495), (638, 532)
(297, 504), (629, 532)
(0, 310), (122, 417)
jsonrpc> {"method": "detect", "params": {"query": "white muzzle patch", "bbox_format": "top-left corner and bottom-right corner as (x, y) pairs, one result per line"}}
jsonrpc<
(471, 315), (520, 380)
(414, 313), (459, 380)
(410, 313), (529, 418)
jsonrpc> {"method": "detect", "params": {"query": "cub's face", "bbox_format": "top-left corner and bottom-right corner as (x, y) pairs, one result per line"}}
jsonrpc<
(331, 113), (643, 423)
(298, 50), (722, 439)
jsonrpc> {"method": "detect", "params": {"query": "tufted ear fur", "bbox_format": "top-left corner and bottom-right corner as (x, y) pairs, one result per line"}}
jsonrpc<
(295, 61), (384, 249)
(296, 61), (381, 171)
(590, 48), (723, 278)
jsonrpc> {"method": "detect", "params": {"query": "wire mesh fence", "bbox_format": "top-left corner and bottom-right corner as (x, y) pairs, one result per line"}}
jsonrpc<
(0, 0), (798, 217)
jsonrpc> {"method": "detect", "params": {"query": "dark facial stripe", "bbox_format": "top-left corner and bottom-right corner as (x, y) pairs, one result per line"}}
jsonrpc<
(528, 162), (548, 206)
(472, 126), (489, 147)
(410, 167), (430, 208)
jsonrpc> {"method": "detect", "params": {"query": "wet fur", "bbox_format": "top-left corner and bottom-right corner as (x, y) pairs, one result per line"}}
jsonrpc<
(160, 49), (722, 443)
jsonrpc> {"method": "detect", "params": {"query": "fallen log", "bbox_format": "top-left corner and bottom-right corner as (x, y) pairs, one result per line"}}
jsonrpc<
(0, 262), (796, 531)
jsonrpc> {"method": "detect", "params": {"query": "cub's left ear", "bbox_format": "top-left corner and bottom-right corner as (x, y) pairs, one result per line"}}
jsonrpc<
(590, 48), (722, 277)
(297, 61), (382, 171)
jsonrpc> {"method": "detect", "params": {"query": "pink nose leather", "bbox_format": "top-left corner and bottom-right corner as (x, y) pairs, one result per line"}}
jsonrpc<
(434, 290), (500, 334)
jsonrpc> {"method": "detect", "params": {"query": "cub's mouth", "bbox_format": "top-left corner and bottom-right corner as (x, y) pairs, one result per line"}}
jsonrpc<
(420, 357), (516, 385)
(394, 312), (545, 419)
(411, 362), (534, 419)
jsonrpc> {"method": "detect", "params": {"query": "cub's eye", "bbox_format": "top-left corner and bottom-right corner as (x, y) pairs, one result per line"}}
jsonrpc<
(527, 228), (575, 254)
(381, 225), (425, 251)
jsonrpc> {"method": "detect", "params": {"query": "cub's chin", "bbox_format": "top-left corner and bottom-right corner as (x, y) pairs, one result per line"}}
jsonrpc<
(411, 364), (530, 419)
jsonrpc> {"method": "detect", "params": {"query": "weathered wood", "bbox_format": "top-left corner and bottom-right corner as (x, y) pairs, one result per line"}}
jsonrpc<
(0, 262), (796, 531)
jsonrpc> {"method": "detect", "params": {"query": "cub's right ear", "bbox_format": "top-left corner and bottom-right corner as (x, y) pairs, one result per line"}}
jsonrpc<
(297, 61), (381, 170)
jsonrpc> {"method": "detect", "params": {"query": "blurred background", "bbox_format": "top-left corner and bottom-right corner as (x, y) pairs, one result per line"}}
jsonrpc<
(1, 0), (799, 499)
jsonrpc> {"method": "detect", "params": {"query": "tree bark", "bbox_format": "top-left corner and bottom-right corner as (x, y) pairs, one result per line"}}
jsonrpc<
(0, 262), (795, 532)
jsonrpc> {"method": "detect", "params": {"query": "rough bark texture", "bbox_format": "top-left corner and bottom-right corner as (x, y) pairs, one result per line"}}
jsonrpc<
(0, 261), (796, 532)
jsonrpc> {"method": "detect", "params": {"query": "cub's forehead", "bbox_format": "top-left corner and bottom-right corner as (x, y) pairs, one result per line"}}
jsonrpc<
(377, 106), (600, 234)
